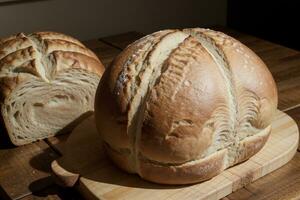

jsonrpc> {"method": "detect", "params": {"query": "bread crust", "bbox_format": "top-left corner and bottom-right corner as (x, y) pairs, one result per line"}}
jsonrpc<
(185, 28), (278, 127)
(103, 142), (134, 173)
(236, 125), (271, 163)
(0, 31), (104, 98)
(138, 126), (271, 185)
(138, 149), (227, 185)
(95, 28), (278, 184)
(140, 36), (228, 164)
(94, 30), (174, 150)
(102, 126), (270, 184)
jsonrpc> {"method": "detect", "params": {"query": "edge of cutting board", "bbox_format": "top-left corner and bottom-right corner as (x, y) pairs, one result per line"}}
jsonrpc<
(51, 110), (299, 200)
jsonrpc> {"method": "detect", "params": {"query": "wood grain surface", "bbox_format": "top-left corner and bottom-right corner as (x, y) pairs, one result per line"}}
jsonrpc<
(82, 39), (121, 68)
(0, 136), (59, 199)
(18, 185), (81, 200)
(224, 152), (300, 200)
(51, 110), (298, 200)
(99, 31), (144, 50)
(1, 28), (300, 200)
(286, 107), (300, 150)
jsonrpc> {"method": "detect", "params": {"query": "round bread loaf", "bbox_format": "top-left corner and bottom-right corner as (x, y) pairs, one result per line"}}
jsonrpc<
(0, 31), (105, 145)
(94, 28), (277, 184)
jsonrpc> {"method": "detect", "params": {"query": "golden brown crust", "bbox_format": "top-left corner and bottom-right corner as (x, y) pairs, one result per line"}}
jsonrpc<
(0, 37), (32, 59)
(140, 36), (228, 164)
(95, 65), (131, 150)
(0, 33), (26, 45)
(103, 134), (227, 185)
(236, 126), (271, 163)
(95, 28), (278, 185)
(0, 47), (38, 76)
(53, 51), (104, 76)
(103, 143), (134, 173)
(189, 28), (278, 128)
(0, 31), (105, 99)
(112, 30), (174, 113)
(44, 39), (98, 60)
(102, 126), (271, 185)
(94, 30), (174, 150)
(138, 149), (227, 185)
(30, 31), (84, 47)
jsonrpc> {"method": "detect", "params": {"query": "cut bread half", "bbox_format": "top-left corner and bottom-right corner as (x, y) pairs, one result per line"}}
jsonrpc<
(0, 32), (104, 145)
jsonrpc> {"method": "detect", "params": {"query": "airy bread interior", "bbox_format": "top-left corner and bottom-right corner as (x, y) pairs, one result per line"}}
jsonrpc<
(1, 69), (99, 145)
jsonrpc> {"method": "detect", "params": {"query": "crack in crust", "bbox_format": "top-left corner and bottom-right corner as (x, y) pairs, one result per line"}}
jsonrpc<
(0, 31), (103, 86)
(185, 28), (270, 166)
(113, 30), (174, 113)
(184, 29), (240, 165)
(127, 31), (189, 172)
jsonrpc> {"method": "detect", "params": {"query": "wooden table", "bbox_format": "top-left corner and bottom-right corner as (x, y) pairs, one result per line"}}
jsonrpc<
(0, 28), (299, 200)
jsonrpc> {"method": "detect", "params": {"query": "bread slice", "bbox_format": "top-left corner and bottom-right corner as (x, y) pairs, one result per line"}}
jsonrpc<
(0, 32), (104, 145)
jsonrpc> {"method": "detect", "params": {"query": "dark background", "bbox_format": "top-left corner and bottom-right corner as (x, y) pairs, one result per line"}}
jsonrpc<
(0, 0), (298, 50)
(228, 0), (299, 50)
(0, 0), (227, 40)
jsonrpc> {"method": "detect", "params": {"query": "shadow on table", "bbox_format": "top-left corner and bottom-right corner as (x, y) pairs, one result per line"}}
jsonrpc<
(29, 179), (82, 199)
(47, 115), (187, 191)
(29, 147), (58, 172)
(0, 121), (14, 149)
(0, 0), (50, 7)
(0, 131), (14, 149)
(28, 111), (95, 174)
(0, 185), (10, 200)
(83, 156), (187, 190)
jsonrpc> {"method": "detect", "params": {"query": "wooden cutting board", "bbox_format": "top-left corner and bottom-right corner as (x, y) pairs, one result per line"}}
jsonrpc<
(51, 110), (299, 200)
